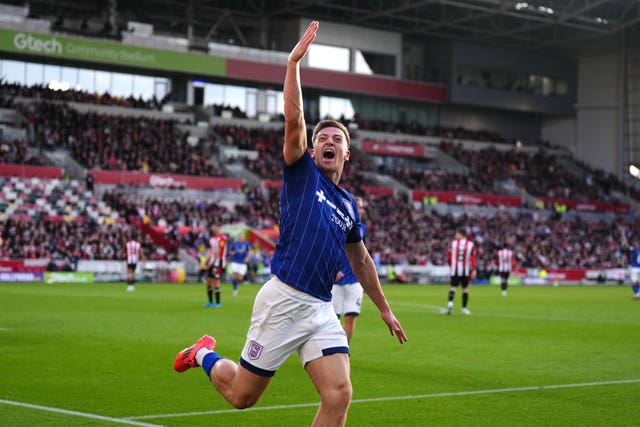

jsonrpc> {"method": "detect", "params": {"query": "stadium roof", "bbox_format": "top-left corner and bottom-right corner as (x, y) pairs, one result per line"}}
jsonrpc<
(6, 0), (640, 54)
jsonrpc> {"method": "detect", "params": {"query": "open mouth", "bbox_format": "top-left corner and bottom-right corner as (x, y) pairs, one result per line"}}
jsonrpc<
(322, 149), (335, 159)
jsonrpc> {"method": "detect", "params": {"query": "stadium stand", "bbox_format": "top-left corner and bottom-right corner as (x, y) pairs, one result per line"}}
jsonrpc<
(1, 92), (638, 280)
(1, 1), (639, 285)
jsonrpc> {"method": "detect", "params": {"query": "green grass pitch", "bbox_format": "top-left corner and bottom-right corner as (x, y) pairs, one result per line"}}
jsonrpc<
(1, 281), (638, 426)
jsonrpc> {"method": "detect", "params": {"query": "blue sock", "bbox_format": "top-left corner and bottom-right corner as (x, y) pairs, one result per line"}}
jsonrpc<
(202, 352), (222, 376)
(633, 284), (639, 294)
(232, 279), (238, 291)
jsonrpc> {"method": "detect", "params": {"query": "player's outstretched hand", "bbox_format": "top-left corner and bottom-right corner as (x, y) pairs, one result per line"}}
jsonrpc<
(381, 309), (408, 344)
(288, 21), (318, 64)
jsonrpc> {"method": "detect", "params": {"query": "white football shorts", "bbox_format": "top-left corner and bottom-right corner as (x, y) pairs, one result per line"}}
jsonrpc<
(240, 276), (348, 376)
(629, 267), (640, 283)
(331, 282), (363, 316)
(229, 262), (248, 277)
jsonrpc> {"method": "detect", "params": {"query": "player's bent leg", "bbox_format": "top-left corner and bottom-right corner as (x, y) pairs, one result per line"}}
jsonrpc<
(210, 361), (271, 409)
(343, 315), (357, 343)
(305, 353), (352, 427)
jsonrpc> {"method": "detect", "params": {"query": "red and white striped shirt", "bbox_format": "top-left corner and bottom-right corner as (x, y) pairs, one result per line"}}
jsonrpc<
(125, 240), (141, 264)
(208, 234), (228, 268)
(497, 248), (516, 273)
(448, 238), (476, 276)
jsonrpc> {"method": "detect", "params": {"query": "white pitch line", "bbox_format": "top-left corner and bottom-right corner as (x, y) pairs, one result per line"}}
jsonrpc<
(126, 378), (640, 420)
(0, 327), (13, 331)
(0, 399), (166, 427)
(396, 302), (640, 325)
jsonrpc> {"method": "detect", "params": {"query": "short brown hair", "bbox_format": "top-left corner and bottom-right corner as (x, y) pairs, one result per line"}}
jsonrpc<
(311, 120), (350, 147)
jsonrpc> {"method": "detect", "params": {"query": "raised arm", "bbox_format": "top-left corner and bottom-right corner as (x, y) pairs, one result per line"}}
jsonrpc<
(283, 21), (318, 166)
(345, 241), (408, 344)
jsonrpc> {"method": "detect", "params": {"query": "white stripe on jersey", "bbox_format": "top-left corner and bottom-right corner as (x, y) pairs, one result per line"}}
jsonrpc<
(125, 240), (141, 264)
(450, 238), (474, 276)
(497, 248), (514, 272)
(208, 235), (227, 266)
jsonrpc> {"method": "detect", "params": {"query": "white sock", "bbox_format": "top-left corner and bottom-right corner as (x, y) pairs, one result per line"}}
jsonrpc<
(447, 301), (453, 309)
(195, 348), (214, 366)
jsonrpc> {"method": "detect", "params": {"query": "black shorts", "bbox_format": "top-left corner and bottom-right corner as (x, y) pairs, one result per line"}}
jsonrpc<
(450, 275), (471, 289)
(208, 264), (224, 279)
(127, 263), (137, 272)
(500, 271), (510, 280)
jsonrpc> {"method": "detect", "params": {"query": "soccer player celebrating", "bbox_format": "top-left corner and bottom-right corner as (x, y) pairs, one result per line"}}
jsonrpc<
(174, 21), (406, 426)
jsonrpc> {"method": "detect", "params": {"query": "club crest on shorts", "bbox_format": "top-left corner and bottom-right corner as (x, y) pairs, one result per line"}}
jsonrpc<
(248, 340), (263, 360)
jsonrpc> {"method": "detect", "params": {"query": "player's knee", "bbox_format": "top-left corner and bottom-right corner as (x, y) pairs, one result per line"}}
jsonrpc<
(321, 379), (352, 410)
(229, 393), (260, 409)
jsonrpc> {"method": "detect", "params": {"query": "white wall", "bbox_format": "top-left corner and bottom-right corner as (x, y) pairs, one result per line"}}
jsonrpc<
(574, 51), (621, 175)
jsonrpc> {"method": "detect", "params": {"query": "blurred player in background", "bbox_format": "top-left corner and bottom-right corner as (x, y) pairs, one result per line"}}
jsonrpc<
(124, 229), (142, 292)
(332, 197), (366, 343)
(620, 231), (640, 300)
(247, 244), (263, 283)
(628, 241), (640, 300)
(204, 224), (227, 308)
(174, 21), (406, 426)
(497, 241), (516, 297)
(228, 232), (251, 296)
(446, 227), (476, 314)
(197, 249), (208, 284)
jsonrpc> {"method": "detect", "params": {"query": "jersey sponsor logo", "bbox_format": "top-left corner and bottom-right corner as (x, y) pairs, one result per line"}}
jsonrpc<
(315, 190), (327, 203)
(248, 340), (263, 360)
(315, 190), (353, 232)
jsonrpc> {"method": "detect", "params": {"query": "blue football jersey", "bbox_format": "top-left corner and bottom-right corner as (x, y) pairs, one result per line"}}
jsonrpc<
(336, 223), (366, 285)
(270, 152), (362, 301)
(630, 246), (640, 268)
(230, 240), (251, 263)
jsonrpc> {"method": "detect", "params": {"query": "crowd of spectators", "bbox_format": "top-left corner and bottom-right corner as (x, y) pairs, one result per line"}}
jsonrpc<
(2, 215), (151, 261)
(22, 102), (225, 177)
(101, 187), (280, 259)
(0, 214), (163, 267)
(574, 158), (640, 202)
(3, 85), (640, 274)
(1, 172), (638, 272)
(362, 192), (635, 272)
(213, 124), (283, 180)
(213, 124), (378, 191)
(386, 162), (497, 194)
(355, 137), (629, 202)
(438, 141), (610, 201)
(0, 138), (43, 165)
(208, 103), (248, 119)
(212, 122), (628, 204)
(0, 81), (165, 110)
(0, 177), (171, 265)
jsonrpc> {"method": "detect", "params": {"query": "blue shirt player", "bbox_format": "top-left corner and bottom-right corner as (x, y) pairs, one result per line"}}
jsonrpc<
(332, 197), (366, 343)
(629, 245), (640, 300)
(174, 21), (407, 425)
(228, 233), (251, 296)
